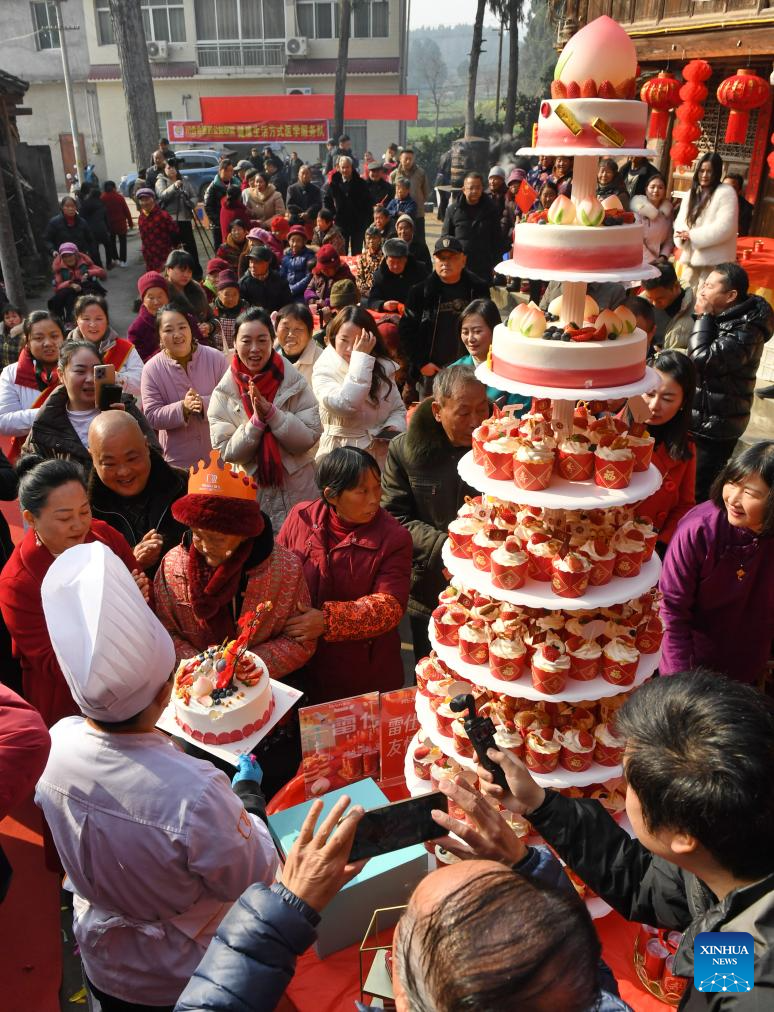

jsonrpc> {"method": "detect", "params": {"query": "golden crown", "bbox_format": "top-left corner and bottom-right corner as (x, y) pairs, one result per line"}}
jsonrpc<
(187, 450), (258, 502)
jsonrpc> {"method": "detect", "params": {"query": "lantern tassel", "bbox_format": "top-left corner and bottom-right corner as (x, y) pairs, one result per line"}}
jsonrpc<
(648, 109), (669, 140)
(725, 109), (751, 145)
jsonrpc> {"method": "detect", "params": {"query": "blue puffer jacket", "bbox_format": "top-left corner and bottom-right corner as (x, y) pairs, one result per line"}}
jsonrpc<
(174, 884), (317, 1012)
(280, 251), (315, 298)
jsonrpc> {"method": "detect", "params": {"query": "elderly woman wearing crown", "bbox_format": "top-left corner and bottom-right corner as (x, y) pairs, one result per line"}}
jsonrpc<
(153, 450), (315, 681)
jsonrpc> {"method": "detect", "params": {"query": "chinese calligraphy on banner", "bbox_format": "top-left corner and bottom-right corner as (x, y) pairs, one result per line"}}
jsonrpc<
(167, 120), (328, 143)
(379, 688), (419, 786)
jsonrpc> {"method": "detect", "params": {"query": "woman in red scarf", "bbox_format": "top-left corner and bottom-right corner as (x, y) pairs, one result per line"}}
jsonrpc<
(0, 311), (64, 461)
(208, 307), (321, 533)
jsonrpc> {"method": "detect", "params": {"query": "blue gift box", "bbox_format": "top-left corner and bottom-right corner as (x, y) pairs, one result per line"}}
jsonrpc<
(268, 778), (430, 957)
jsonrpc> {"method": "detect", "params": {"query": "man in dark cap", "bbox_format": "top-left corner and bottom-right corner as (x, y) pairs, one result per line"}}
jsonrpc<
(365, 162), (394, 207)
(364, 237), (428, 311)
(238, 246), (292, 312)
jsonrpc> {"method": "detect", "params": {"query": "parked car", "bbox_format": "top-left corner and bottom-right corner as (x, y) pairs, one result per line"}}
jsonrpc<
(119, 149), (226, 200)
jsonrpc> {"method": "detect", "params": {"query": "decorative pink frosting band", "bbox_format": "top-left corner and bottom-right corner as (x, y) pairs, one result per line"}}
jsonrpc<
(491, 355), (643, 388)
(176, 697), (274, 745)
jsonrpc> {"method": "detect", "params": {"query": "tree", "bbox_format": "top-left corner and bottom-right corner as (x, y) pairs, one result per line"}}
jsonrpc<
(333, 0), (353, 141)
(465, 0), (488, 137)
(489, 0), (524, 136)
(416, 39), (448, 138)
(107, 0), (159, 173)
(519, 3), (556, 98)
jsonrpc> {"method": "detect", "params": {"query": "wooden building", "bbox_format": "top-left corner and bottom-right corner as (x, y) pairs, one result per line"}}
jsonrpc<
(555, 0), (774, 235)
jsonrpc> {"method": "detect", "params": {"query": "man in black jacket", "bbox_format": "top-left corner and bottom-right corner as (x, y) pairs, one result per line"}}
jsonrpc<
(239, 246), (292, 313)
(203, 159), (234, 249)
(449, 671), (774, 1011)
(88, 412), (187, 579)
(323, 156), (372, 254)
(689, 262), (774, 500)
(286, 164), (322, 219)
(398, 236), (490, 399)
(364, 238), (428, 310)
(365, 161), (394, 207)
(442, 172), (505, 282)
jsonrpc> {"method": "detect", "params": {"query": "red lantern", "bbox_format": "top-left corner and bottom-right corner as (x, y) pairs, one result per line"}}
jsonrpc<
(717, 69), (770, 145)
(679, 82), (709, 104)
(671, 141), (699, 167)
(676, 102), (703, 123)
(682, 60), (712, 83)
(673, 122), (702, 143)
(670, 60), (710, 171)
(641, 72), (681, 140)
(768, 150), (774, 179)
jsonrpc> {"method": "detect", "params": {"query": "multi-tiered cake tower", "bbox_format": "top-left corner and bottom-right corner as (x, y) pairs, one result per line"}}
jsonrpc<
(403, 17), (663, 918)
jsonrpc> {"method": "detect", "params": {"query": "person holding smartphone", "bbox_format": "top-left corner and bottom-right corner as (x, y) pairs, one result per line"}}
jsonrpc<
(312, 306), (406, 469)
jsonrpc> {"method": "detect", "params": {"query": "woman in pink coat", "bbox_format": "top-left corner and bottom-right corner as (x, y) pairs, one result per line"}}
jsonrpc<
(140, 306), (227, 469)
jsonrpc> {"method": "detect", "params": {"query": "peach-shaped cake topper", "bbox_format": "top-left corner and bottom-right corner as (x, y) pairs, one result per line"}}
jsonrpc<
(554, 16), (637, 92)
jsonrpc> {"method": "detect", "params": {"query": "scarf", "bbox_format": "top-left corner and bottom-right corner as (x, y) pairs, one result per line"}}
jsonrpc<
(15, 346), (59, 392)
(314, 503), (362, 607)
(230, 351), (285, 487)
(187, 536), (255, 643)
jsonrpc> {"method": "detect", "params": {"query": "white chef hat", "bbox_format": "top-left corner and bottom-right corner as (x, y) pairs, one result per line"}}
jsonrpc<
(41, 542), (176, 722)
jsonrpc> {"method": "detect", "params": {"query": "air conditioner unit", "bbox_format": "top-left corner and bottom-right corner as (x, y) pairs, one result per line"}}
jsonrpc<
(285, 37), (308, 57)
(147, 40), (169, 61)
(286, 87), (312, 95)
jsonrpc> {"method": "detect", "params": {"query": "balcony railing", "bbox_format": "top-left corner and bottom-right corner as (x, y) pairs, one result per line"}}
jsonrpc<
(196, 41), (285, 70)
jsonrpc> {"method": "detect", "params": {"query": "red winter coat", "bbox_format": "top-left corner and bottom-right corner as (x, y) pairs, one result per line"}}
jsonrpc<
(277, 498), (413, 703)
(101, 190), (133, 235)
(635, 438), (696, 545)
(138, 204), (179, 272)
(0, 521), (137, 727)
(0, 684), (50, 818)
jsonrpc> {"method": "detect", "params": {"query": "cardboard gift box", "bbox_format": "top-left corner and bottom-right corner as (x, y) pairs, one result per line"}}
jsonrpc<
(268, 779), (429, 958)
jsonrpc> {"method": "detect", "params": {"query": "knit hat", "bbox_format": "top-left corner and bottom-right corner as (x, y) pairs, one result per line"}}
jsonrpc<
(507, 168), (527, 185)
(488, 165), (506, 179)
(271, 215), (290, 237)
(396, 214), (414, 230)
(58, 242), (79, 255)
(247, 227), (273, 244)
(383, 238), (409, 258)
(137, 271), (169, 299)
(41, 542), (176, 722)
(216, 269), (239, 291)
(172, 450), (264, 537)
(135, 187), (156, 200)
(287, 225), (307, 239)
(206, 256), (230, 276)
(316, 243), (340, 267)
(330, 279), (358, 308)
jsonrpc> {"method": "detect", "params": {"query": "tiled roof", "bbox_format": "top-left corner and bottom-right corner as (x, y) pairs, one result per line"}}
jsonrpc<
(286, 57), (399, 76)
(88, 62), (198, 82)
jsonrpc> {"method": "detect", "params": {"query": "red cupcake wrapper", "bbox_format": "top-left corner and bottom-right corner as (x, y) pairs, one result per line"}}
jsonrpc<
(614, 550), (644, 578)
(459, 638), (490, 666)
(513, 458), (554, 491)
(452, 729), (474, 757)
(569, 654), (601, 681)
(433, 618), (464, 647)
(525, 745), (560, 773)
(490, 652), (526, 681)
(636, 628), (663, 654)
(642, 532), (658, 562)
(413, 759), (433, 780)
(472, 543), (498, 572)
(531, 661), (568, 695)
(594, 456), (634, 489)
(560, 747), (594, 772)
(557, 449), (594, 482)
(435, 711), (455, 734)
(602, 657), (638, 686)
(472, 436), (486, 466)
(593, 741), (625, 766)
(551, 568), (590, 599)
(448, 529), (475, 559)
(490, 556), (528, 590)
(482, 449), (514, 481)
(587, 556), (615, 586)
(528, 551), (554, 582)
(630, 440), (654, 472)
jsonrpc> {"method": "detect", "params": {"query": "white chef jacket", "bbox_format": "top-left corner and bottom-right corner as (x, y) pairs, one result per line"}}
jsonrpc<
(36, 717), (279, 1006)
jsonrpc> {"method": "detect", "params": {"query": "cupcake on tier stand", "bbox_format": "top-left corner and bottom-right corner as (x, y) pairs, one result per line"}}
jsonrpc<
(404, 15), (663, 920)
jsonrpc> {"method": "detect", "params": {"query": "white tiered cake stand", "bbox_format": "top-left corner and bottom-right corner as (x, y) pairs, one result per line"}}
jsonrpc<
(403, 140), (662, 919)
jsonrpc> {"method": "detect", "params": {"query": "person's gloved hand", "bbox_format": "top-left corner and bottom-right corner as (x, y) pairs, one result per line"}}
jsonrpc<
(232, 753), (263, 787)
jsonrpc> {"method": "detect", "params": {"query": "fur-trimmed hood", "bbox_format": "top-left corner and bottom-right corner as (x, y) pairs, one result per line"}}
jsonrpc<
(402, 396), (458, 464)
(631, 194), (673, 220)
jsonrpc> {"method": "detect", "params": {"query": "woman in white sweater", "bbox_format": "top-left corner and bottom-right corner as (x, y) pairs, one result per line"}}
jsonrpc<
(312, 305), (406, 469)
(631, 174), (674, 263)
(673, 153), (738, 291)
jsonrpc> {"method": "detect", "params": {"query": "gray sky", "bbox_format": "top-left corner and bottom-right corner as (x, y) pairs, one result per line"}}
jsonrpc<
(410, 0), (500, 29)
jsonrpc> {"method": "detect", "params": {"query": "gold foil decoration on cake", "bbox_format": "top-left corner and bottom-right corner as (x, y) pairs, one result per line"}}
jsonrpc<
(590, 117), (625, 147)
(553, 103), (583, 137)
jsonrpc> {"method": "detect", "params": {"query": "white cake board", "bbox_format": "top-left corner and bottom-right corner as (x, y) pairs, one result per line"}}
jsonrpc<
(475, 363), (661, 401)
(517, 146), (658, 159)
(459, 447), (663, 507)
(403, 734), (434, 797)
(156, 679), (303, 766)
(428, 628), (660, 703)
(415, 694), (622, 789)
(495, 259), (661, 283)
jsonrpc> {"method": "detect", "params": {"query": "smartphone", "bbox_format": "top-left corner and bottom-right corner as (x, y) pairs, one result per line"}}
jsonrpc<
(93, 364), (116, 407)
(98, 383), (124, 410)
(348, 792), (448, 862)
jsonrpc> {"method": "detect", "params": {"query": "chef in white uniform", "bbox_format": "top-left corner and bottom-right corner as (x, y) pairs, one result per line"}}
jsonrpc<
(35, 541), (279, 1011)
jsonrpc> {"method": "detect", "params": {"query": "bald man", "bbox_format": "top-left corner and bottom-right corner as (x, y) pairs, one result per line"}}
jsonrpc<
(88, 412), (188, 577)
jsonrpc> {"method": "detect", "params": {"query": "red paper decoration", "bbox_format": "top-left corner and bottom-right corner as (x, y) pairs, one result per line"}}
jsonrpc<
(640, 72), (681, 140)
(670, 60), (711, 169)
(717, 69), (770, 145)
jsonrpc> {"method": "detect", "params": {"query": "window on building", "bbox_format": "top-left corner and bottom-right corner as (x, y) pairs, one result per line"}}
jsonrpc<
(31, 1), (60, 50)
(194, 0), (286, 41)
(297, 0), (388, 39)
(156, 111), (172, 138)
(94, 0), (186, 46)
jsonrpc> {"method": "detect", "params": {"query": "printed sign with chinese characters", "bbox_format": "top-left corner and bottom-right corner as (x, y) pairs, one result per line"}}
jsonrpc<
(299, 692), (380, 799)
(379, 687), (419, 786)
(167, 120), (327, 143)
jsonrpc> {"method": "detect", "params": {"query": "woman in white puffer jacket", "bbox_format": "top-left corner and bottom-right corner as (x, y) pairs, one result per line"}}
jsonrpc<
(312, 305), (406, 469)
(673, 152), (738, 291)
(631, 174), (674, 263)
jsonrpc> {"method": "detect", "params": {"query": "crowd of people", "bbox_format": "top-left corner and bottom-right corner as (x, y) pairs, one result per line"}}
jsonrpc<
(1, 134), (773, 1011)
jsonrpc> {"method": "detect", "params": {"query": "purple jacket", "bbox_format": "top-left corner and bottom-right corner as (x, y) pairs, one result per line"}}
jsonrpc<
(659, 500), (774, 684)
(140, 344), (228, 469)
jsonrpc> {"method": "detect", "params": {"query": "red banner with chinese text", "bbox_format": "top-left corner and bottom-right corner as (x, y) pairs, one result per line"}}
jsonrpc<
(167, 120), (328, 144)
(299, 692), (380, 799)
(379, 687), (419, 786)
